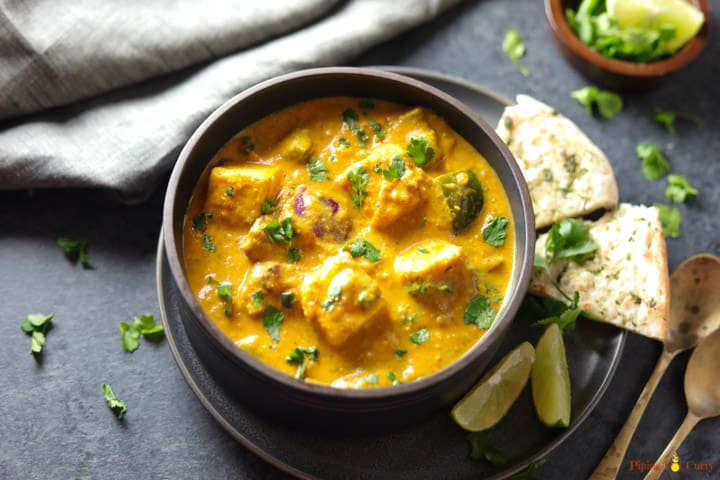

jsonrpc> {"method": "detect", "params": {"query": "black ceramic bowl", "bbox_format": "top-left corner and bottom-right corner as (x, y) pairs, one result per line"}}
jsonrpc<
(162, 67), (535, 431)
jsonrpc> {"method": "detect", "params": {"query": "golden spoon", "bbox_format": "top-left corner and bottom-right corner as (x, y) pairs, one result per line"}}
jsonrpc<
(590, 253), (720, 480)
(643, 326), (720, 480)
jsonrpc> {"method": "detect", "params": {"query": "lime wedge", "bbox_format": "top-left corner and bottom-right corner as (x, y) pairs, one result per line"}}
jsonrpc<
(607, 0), (705, 54)
(451, 342), (535, 431)
(531, 323), (571, 428)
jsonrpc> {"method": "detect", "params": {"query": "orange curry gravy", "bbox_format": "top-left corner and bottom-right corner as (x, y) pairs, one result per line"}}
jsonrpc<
(183, 97), (514, 388)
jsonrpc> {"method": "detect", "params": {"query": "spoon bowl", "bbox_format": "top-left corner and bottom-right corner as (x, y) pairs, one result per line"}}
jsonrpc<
(591, 253), (720, 479)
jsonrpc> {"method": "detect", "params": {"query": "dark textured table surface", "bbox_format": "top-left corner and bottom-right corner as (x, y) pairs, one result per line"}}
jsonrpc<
(2, 1), (719, 479)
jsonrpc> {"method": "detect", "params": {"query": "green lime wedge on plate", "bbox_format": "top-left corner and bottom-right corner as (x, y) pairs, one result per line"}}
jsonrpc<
(531, 323), (571, 428)
(451, 341), (535, 431)
(607, 0), (705, 54)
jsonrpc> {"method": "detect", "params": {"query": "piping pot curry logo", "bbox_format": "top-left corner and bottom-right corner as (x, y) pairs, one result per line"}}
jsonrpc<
(627, 451), (714, 474)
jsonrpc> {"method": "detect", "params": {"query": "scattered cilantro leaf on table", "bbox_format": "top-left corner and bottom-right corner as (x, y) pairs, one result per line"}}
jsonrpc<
(502, 29), (529, 76)
(655, 203), (682, 238)
(571, 86), (623, 119)
(57, 237), (90, 268)
(664, 173), (698, 203)
(119, 314), (164, 352)
(652, 108), (701, 134)
(636, 142), (670, 180)
(102, 383), (127, 420)
(20, 313), (55, 356)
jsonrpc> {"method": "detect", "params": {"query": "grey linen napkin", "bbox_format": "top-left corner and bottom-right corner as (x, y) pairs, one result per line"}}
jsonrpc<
(0, 0), (462, 202)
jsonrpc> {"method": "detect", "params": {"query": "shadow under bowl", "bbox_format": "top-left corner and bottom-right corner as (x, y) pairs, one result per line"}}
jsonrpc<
(162, 67), (535, 431)
(545, 0), (711, 90)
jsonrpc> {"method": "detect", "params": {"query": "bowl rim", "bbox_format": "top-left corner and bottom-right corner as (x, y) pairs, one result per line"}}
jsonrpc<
(162, 66), (535, 401)
(545, 0), (711, 78)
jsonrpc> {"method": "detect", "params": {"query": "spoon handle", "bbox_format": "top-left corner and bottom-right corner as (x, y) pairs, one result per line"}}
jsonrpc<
(589, 349), (675, 480)
(643, 412), (701, 480)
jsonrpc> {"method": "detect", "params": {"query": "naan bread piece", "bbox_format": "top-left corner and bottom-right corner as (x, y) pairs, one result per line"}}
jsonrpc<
(530, 204), (669, 341)
(496, 95), (619, 229)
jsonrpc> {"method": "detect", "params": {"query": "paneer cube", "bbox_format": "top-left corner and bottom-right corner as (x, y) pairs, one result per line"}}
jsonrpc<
(273, 128), (313, 163)
(238, 262), (301, 316)
(300, 253), (389, 347)
(335, 144), (431, 230)
(239, 216), (286, 263)
(204, 165), (281, 227)
(394, 240), (473, 313)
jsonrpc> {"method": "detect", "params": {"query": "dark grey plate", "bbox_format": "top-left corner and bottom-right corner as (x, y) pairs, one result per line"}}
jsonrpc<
(156, 69), (626, 480)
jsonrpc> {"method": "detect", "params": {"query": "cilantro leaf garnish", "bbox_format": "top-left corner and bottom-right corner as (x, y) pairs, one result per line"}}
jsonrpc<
(321, 284), (343, 312)
(466, 431), (507, 466)
(240, 136), (254, 154)
(201, 233), (216, 252)
(536, 218), (598, 270)
(102, 383), (127, 420)
(655, 203), (682, 238)
(192, 212), (212, 231)
(410, 327), (430, 345)
(342, 108), (360, 130)
(464, 295), (497, 329)
(346, 238), (381, 263)
(502, 28), (529, 77)
(250, 290), (264, 307)
(287, 247), (301, 263)
(338, 137), (351, 148)
(119, 314), (164, 352)
(636, 142), (670, 180)
(387, 371), (403, 385)
(535, 291), (583, 333)
(368, 119), (385, 139)
(286, 345), (318, 379)
(264, 218), (294, 244)
(261, 198), (277, 215)
(365, 372), (379, 384)
(280, 291), (295, 308)
(225, 186), (234, 197)
(394, 348), (408, 359)
(407, 136), (435, 166)
(652, 108), (701, 134)
(262, 306), (284, 342)
(347, 166), (369, 208)
(664, 173), (698, 203)
(308, 156), (328, 182)
(382, 156), (405, 180)
(482, 216), (509, 247)
(20, 313), (55, 356)
(216, 281), (234, 316)
(571, 86), (623, 119)
(57, 237), (90, 268)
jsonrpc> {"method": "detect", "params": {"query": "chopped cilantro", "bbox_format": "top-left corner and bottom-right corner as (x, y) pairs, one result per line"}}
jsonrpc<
(382, 156), (405, 180)
(264, 218), (294, 244)
(342, 108), (360, 130)
(57, 237), (90, 268)
(225, 186), (234, 197)
(321, 284), (343, 312)
(571, 86), (623, 119)
(365, 372), (379, 384)
(387, 372), (403, 385)
(368, 119), (385, 138)
(347, 166), (370, 207)
(407, 136), (435, 166)
(536, 218), (598, 270)
(20, 313), (54, 356)
(346, 238), (381, 263)
(502, 28), (529, 77)
(410, 327), (430, 345)
(240, 136), (254, 154)
(655, 203), (682, 238)
(308, 156), (328, 182)
(280, 291), (295, 308)
(192, 212), (213, 231)
(119, 313), (164, 352)
(102, 383), (127, 420)
(542, 168), (554, 182)
(261, 198), (277, 215)
(394, 348), (408, 359)
(401, 311), (417, 325)
(482, 216), (509, 247)
(287, 247), (301, 263)
(262, 306), (284, 342)
(250, 290), (264, 307)
(286, 345), (318, 379)
(466, 431), (507, 466)
(653, 108), (701, 134)
(201, 233), (216, 252)
(338, 137), (351, 148)
(636, 142), (670, 180)
(664, 173), (698, 203)
(464, 295), (497, 329)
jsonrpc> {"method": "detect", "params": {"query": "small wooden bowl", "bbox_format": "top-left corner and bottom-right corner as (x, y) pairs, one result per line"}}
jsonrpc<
(545, 0), (710, 90)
